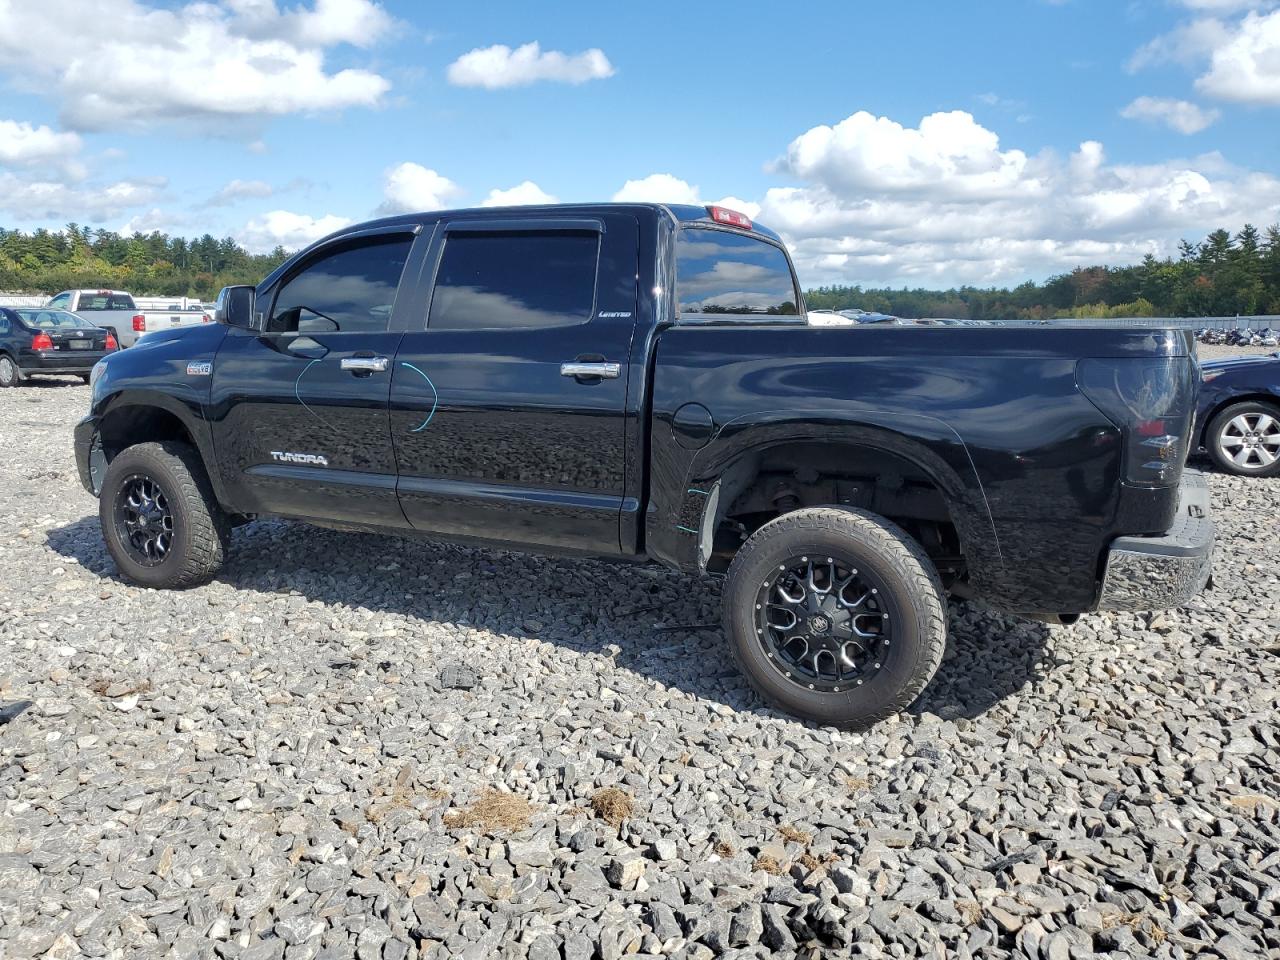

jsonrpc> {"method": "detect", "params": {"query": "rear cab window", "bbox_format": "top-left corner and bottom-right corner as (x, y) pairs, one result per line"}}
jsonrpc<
(676, 228), (800, 319)
(74, 293), (136, 311)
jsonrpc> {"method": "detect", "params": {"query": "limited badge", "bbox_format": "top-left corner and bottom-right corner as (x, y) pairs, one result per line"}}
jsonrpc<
(186, 361), (213, 376)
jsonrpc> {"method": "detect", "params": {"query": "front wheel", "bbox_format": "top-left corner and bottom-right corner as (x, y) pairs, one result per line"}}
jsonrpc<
(99, 441), (230, 589)
(1207, 401), (1280, 477)
(724, 507), (947, 729)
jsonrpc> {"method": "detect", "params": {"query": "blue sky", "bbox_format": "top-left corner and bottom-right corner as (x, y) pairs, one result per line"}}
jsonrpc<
(1, 0), (1279, 288)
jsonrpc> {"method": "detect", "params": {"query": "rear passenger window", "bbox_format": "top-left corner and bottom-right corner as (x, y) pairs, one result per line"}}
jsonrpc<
(269, 235), (412, 334)
(429, 230), (599, 330)
(677, 228), (799, 317)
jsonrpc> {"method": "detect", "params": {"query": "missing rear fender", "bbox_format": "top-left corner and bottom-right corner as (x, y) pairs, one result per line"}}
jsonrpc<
(704, 466), (965, 583)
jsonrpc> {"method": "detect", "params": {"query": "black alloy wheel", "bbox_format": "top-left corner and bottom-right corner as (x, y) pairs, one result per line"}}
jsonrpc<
(756, 555), (891, 692)
(113, 474), (175, 566)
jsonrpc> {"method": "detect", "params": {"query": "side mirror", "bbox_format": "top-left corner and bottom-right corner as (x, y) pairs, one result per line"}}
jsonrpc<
(215, 285), (256, 329)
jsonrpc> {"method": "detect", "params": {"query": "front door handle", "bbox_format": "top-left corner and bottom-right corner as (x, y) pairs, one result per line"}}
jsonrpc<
(560, 361), (621, 380)
(340, 356), (389, 373)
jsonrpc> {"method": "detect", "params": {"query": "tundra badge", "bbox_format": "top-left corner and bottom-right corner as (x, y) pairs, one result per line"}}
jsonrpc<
(270, 451), (329, 466)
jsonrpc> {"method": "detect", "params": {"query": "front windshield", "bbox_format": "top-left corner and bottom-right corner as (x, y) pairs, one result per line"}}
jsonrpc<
(16, 309), (93, 329)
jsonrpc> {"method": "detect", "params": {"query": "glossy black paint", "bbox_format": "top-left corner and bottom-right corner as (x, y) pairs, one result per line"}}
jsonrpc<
(0, 307), (115, 374)
(75, 203), (1199, 616)
(390, 211), (641, 554)
(1195, 353), (1280, 448)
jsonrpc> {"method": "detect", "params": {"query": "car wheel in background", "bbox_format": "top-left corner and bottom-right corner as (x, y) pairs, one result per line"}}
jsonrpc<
(723, 506), (947, 729)
(99, 441), (231, 589)
(0, 354), (21, 387)
(1207, 401), (1280, 477)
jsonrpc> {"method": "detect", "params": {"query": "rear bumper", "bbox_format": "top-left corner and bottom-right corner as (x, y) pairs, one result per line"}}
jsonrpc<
(1096, 468), (1214, 612)
(23, 351), (108, 372)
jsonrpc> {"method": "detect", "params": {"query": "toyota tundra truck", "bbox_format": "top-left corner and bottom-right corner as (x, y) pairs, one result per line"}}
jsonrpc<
(73, 203), (1214, 727)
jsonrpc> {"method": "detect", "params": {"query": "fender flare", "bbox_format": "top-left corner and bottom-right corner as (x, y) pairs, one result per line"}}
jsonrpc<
(92, 388), (229, 505)
(659, 407), (1004, 586)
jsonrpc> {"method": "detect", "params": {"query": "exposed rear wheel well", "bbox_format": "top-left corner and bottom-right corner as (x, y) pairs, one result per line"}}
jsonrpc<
(702, 441), (964, 584)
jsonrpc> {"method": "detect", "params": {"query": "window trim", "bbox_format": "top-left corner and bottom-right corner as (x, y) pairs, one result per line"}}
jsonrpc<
(423, 222), (603, 332)
(263, 230), (418, 336)
(674, 224), (806, 324)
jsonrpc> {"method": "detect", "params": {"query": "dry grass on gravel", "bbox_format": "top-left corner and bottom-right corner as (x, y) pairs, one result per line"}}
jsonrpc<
(589, 787), (634, 828)
(442, 789), (534, 833)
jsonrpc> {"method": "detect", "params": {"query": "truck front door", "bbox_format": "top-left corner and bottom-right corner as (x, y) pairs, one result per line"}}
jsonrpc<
(209, 227), (425, 528)
(390, 213), (639, 554)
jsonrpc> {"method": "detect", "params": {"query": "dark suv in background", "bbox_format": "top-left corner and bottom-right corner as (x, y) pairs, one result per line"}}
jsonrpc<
(0, 307), (118, 387)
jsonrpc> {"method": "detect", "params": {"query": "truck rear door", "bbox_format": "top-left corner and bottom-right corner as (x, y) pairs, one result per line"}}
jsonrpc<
(390, 212), (639, 554)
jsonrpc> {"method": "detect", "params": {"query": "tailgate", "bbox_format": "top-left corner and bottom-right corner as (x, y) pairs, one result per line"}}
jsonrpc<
(144, 310), (211, 331)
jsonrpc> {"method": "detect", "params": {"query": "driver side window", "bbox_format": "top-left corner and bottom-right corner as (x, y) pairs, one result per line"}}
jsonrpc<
(49, 293), (71, 309)
(268, 235), (413, 334)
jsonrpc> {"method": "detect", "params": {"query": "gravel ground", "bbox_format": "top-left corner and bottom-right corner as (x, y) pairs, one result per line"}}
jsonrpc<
(2, 377), (1278, 960)
(1197, 342), (1279, 361)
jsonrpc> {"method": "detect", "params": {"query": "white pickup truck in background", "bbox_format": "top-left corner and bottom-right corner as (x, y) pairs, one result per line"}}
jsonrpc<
(47, 289), (212, 348)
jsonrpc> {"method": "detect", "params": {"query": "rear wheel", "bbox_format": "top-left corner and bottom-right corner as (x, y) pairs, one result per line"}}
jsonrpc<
(0, 354), (20, 387)
(100, 441), (230, 588)
(1207, 401), (1280, 477)
(724, 506), (947, 729)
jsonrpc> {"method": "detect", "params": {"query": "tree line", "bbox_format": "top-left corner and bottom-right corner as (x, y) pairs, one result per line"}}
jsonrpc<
(3, 221), (1280, 319)
(808, 224), (1280, 320)
(0, 224), (290, 299)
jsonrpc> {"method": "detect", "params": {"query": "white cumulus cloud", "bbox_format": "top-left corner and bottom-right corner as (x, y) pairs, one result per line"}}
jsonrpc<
(0, 173), (166, 222)
(376, 162), (463, 215)
(480, 181), (558, 207)
(1120, 96), (1221, 133)
(0, 0), (393, 132)
(1196, 9), (1280, 104)
(447, 41), (614, 89)
(238, 210), (352, 253)
(752, 109), (1280, 288)
(612, 174), (702, 205)
(0, 119), (82, 167)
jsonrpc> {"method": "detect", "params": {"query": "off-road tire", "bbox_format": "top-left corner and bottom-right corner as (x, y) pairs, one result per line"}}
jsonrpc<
(100, 441), (230, 588)
(0, 354), (21, 387)
(724, 506), (947, 729)
(1206, 400), (1280, 477)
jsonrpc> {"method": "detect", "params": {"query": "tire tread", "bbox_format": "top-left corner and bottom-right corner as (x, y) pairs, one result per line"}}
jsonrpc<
(724, 506), (947, 729)
(100, 441), (229, 588)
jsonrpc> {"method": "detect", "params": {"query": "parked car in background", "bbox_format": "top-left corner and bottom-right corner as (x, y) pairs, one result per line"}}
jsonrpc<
(1197, 353), (1280, 476)
(49, 290), (212, 347)
(0, 306), (117, 387)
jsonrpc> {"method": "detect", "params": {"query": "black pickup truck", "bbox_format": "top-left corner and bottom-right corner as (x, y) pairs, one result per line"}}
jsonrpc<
(74, 203), (1214, 727)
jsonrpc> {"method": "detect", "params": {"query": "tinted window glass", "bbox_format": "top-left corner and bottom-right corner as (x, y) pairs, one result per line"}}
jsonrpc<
(48, 293), (71, 309)
(676, 229), (798, 316)
(74, 294), (135, 311)
(270, 235), (412, 334)
(0, 314), (9, 335)
(429, 230), (598, 330)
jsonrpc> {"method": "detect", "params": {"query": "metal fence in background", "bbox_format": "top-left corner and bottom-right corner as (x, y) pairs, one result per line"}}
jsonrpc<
(1037, 315), (1280, 330)
(0, 294), (49, 307)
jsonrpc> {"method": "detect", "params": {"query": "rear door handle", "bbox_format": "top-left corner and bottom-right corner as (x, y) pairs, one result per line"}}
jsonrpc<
(340, 356), (389, 373)
(560, 361), (620, 380)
